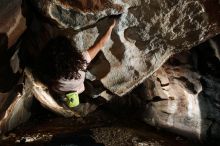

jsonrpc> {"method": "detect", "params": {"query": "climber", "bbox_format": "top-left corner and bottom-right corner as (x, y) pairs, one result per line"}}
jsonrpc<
(34, 19), (116, 110)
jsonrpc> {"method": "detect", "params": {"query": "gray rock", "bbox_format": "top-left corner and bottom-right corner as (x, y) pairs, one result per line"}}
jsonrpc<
(33, 0), (220, 96)
(31, 0), (125, 30)
(92, 0), (220, 96)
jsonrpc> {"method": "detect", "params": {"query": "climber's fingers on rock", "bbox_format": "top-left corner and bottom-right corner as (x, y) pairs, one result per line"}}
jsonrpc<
(108, 19), (116, 31)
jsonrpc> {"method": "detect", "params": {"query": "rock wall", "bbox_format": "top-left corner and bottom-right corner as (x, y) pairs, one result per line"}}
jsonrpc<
(141, 37), (220, 143)
(0, 0), (26, 92)
(105, 35), (220, 143)
(0, 0), (28, 134)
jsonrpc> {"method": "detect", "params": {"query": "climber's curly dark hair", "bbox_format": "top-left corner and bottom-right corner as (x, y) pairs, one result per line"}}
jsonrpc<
(35, 36), (87, 85)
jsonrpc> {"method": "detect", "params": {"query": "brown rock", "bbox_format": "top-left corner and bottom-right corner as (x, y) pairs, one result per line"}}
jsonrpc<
(0, 0), (26, 92)
(0, 0), (26, 48)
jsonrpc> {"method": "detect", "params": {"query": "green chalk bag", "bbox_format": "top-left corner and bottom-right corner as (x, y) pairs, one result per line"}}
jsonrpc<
(65, 92), (80, 108)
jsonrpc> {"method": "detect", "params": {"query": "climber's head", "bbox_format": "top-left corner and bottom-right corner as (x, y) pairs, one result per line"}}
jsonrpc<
(35, 36), (87, 84)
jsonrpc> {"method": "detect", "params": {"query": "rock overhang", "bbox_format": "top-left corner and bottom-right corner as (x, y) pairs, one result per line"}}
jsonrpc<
(6, 0), (220, 97)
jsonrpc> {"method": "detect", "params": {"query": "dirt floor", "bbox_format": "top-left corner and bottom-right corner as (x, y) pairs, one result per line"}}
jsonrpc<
(0, 100), (202, 146)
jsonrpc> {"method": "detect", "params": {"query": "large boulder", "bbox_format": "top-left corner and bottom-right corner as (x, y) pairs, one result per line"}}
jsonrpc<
(32, 0), (220, 96)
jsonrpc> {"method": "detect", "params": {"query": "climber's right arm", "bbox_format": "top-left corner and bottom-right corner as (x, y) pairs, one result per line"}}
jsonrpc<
(87, 19), (116, 60)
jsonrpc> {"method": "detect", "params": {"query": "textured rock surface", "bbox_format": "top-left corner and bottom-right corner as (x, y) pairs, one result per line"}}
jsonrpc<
(32, 0), (220, 96)
(143, 56), (203, 139)
(141, 37), (220, 142)
(31, 0), (124, 30)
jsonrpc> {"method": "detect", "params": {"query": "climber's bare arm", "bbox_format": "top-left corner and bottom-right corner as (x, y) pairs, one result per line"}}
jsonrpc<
(87, 20), (116, 60)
